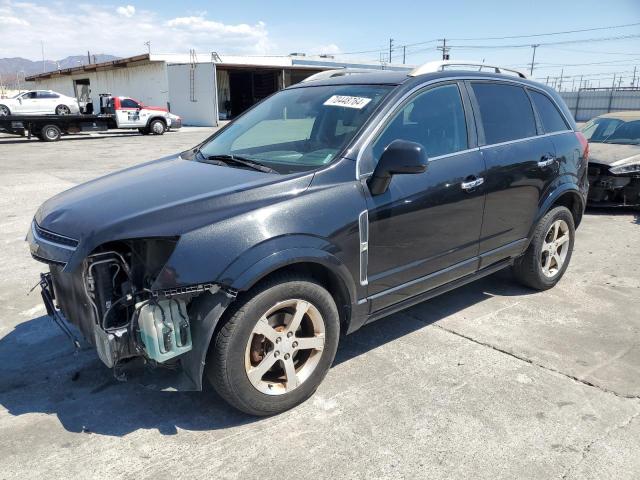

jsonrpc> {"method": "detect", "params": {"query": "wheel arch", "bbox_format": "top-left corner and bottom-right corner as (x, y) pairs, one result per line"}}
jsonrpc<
(146, 116), (167, 128)
(535, 184), (584, 232)
(229, 250), (357, 335)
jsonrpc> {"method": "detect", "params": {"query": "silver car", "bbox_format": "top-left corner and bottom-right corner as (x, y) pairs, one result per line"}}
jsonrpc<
(0, 90), (80, 116)
(582, 111), (640, 208)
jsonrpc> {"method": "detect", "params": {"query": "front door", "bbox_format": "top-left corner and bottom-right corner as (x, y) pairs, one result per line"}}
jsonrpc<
(16, 92), (39, 113)
(362, 82), (486, 312)
(116, 98), (142, 127)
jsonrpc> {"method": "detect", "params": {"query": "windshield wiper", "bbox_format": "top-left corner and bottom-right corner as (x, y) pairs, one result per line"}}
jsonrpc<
(204, 154), (277, 173)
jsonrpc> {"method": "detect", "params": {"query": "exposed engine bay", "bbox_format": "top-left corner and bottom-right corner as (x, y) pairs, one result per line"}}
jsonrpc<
(43, 238), (220, 374)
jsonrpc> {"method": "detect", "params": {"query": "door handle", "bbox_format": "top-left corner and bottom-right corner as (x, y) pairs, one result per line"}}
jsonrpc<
(461, 177), (484, 191)
(538, 155), (556, 168)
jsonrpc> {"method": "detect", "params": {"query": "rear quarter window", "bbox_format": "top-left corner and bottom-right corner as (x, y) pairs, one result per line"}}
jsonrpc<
(530, 90), (568, 133)
(471, 83), (537, 144)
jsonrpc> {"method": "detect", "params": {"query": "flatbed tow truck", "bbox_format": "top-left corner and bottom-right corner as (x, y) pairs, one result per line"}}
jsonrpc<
(0, 94), (180, 142)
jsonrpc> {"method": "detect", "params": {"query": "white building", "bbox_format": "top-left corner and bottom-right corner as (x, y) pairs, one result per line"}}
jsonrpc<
(25, 53), (410, 126)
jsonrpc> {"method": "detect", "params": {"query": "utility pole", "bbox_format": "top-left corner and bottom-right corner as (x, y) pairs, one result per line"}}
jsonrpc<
(403, 45), (406, 64)
(558, 69), (564, 92)
(632, 66), (637, 88)
(545, 76), (549, 85)
(144, 41), (151, 55)
(388, 38), (394, 64)
(529, 44), (539, 76)
(87, 51), (91, 65)
(437, 38), (451, 60)
(618, 76), (623, 88)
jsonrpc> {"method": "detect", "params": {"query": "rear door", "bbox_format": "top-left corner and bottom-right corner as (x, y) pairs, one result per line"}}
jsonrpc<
(468, 81), (556, 266)
(362, 82), (486, 311)
(36, 91), (57, 113)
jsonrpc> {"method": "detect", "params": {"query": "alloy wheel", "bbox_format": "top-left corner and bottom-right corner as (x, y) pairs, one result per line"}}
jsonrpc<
(244, 299), (325, 395)
(540, 219), (570, 278)
(0, 105), (9, 116)
(56, 105), (70, 115)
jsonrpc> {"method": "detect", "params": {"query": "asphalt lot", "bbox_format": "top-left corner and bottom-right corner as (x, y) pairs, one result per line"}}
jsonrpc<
(0, 128), (639, 479)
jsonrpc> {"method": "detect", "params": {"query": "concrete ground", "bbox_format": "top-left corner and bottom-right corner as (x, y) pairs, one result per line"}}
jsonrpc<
(0, 128), (639, 479)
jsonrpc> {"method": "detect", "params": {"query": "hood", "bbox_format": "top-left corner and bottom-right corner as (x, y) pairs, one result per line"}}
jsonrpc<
(588, 143), (640, 167)
(35, 154), (313, 261)
(143, 105), (168, 112)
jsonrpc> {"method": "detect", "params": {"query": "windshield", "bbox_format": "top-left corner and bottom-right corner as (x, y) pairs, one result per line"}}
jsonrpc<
(198, 84), (392, 173)
(580, 117), (640, 144)
(600, 120), (640, 145)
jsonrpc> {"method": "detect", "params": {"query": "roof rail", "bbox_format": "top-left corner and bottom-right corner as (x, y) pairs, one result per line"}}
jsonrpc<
(301, 68), (380, 83)
(410, 60), (528, 79)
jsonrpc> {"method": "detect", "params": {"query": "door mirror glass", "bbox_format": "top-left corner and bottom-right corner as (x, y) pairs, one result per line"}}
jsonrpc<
(368, 139), (428, 195)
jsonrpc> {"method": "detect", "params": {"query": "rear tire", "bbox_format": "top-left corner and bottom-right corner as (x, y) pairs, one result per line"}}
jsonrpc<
(0, 105), (10, 116)
(55, 105), (70, 115)
(40, 124), (62, 142)
(513, 206), (575, 290)
(149, 119), (166, 135)
(207, 274), (340, 416)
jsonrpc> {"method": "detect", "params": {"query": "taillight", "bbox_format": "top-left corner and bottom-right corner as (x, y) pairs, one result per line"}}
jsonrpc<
(575, 131), (589, 162)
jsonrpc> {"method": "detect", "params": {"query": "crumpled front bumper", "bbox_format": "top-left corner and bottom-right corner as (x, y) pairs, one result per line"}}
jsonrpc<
(587, 163), (640, 207)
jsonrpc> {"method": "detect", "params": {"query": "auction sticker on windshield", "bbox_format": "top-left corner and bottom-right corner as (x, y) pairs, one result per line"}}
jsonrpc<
(324, 95), (372, 109)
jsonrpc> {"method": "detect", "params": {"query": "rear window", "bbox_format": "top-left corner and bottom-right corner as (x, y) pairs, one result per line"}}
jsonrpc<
(472, 83), (537, 144)
(530, 91), (568, 133)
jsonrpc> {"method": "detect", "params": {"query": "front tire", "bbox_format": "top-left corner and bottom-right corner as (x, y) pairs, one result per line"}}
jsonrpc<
(0, 104), (10, 116)
(513, 206), (575, 290)
(207, 275), (340, 416)
(149, 119), (166, 135)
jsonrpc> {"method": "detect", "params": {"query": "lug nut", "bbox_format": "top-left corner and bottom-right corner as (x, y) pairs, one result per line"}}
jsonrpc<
(275, 337), (281, 343)
(274, 351), (280, 357)
(292, 341), (298, 348)
(284, 353), (290, 360)
(287, 332), (293, 338)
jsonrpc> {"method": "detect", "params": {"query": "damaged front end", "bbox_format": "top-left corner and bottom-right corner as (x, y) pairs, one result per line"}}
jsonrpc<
(588, 162), (640, 207)
(30, 225), (235, 390)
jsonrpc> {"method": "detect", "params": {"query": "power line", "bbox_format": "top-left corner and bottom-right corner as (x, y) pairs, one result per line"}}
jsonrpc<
(446, 33), (640, 50)
(445, 21), (640, 41)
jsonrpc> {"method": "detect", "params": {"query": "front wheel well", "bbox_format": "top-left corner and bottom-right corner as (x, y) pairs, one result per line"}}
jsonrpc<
(235, 262), (352, 335)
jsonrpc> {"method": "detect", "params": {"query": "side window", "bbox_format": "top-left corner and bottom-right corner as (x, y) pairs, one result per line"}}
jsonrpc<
(530, 91), (568, 133)
(373, 84), (468, 160)
(121, 99), (140, 109)
(22, 92), (37, 99)
(471, 83), (537, 144)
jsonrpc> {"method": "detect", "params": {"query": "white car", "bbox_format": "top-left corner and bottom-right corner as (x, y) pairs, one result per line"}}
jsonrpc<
(0, 90), (80, 116)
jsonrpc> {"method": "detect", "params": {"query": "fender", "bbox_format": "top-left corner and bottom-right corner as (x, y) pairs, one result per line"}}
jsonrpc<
(145, 115), (167, 128)
(230, 246), (357, 301)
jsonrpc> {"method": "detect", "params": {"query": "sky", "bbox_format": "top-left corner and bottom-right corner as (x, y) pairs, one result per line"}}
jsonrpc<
(1, 0), (639, 88)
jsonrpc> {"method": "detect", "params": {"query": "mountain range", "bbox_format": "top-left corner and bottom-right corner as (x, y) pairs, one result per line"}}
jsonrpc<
(0, 55), (119, 87)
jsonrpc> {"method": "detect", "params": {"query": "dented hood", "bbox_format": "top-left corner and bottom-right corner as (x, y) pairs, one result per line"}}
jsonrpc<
(588, 143), (640, 167)
(34, 153), (312, 262)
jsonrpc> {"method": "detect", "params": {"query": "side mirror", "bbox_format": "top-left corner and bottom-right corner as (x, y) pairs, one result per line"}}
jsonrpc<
(368, 139), (428, 195)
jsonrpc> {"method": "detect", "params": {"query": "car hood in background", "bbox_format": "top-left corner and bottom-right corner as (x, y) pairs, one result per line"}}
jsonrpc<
(34, 154), (313, 258)
(588, 143), (640, 167)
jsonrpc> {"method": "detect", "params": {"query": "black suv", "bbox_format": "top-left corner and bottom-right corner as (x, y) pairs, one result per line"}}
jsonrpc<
(28, 64), (589, 415)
